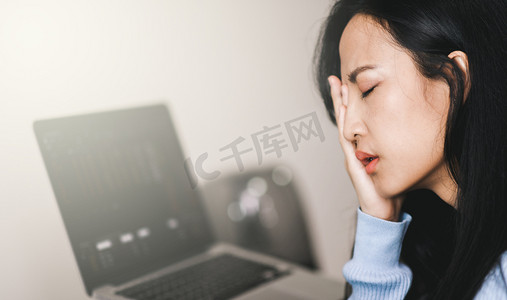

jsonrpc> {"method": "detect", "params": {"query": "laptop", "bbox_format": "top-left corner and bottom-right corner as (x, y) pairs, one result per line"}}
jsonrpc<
(33, 104), (341, 300)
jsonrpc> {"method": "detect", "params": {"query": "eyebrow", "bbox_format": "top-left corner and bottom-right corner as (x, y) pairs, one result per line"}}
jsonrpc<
(347, 65), (377, 84)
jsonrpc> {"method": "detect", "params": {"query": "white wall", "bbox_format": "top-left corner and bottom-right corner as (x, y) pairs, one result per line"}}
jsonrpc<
(0, 1), (358, 299)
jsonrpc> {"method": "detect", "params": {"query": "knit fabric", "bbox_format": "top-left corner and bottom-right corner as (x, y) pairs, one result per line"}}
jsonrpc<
(343, 207), (507, 299)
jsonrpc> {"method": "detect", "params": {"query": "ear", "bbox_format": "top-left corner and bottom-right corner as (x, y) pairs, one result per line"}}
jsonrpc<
(447, 50), (471, 102)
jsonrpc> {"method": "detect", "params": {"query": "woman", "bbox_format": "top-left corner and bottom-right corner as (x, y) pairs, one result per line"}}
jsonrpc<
(313, 0), (507, 299)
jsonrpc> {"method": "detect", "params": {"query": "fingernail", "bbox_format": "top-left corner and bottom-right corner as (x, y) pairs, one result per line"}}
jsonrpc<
(327, 76), (333, 86)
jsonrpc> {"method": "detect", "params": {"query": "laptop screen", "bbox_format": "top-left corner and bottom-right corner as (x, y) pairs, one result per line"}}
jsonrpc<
(34, 104), (214, 295)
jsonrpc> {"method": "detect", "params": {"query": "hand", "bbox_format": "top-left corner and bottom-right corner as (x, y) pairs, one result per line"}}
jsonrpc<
(328, 75), (405, 222)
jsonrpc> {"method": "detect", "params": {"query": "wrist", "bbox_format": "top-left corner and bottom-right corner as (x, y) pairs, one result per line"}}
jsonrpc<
(359, 206), (402, 222)
(351, 207), (413, 269)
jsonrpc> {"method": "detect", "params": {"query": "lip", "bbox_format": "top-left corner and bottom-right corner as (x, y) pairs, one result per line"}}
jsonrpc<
(355, 151), (379, 175)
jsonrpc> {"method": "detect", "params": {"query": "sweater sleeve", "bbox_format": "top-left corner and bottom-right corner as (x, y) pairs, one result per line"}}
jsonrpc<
(343, 206), (413, 300)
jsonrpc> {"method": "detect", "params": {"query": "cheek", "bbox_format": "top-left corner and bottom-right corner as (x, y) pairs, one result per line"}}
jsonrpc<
(369, 106), (446, 198)
(371, 157), (415, 198)
(366, 73), (449, 197)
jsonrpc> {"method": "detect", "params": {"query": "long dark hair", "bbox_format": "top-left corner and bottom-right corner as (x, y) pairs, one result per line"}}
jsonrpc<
(313, 0), (507, 299)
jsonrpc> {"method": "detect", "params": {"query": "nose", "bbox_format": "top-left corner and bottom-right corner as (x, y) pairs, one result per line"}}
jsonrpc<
(343, 99), (367, 146)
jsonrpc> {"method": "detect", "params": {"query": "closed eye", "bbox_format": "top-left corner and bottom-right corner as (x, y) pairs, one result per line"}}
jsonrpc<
(361, 86), (376, 99)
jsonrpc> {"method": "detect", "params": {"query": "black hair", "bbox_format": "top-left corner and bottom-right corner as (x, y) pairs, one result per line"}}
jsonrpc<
(313, 0), (507, 299)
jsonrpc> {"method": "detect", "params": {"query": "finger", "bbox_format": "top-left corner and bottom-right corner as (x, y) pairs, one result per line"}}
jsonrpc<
(337, 84), (348, 146)
(337, 86), (362, 171)
(327, 76), (342, 110)
(338, 102), (371, 200)
(342, 83), (349, 106)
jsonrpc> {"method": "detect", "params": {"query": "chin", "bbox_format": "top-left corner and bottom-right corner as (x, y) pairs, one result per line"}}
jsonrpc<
(374, 180), (407, 200)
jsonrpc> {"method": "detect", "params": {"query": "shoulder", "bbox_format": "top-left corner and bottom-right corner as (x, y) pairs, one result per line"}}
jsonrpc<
(494, 250), (507, 287)
(474, 250), (507, 299)
(500, 251), (507, 283)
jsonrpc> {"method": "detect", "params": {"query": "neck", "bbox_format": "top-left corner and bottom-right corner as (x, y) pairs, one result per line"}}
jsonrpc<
(428, 164), (458, 208)
(433, 179), (458, 208)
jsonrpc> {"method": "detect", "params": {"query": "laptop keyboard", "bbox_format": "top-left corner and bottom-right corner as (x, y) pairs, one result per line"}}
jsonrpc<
(116, 254), (290, 300)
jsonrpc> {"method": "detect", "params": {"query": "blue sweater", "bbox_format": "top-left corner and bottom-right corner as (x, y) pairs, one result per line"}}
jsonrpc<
(343, 207), (507, 299)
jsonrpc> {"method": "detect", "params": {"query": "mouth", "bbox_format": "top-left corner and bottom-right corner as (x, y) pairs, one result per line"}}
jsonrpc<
(355, 151), (379, 175)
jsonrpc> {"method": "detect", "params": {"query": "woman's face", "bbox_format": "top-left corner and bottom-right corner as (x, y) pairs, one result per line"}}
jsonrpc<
(339, 14), (452, 200)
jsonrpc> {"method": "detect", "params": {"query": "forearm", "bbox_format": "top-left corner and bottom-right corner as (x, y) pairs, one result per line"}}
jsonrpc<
(343, 207), (413, 299)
